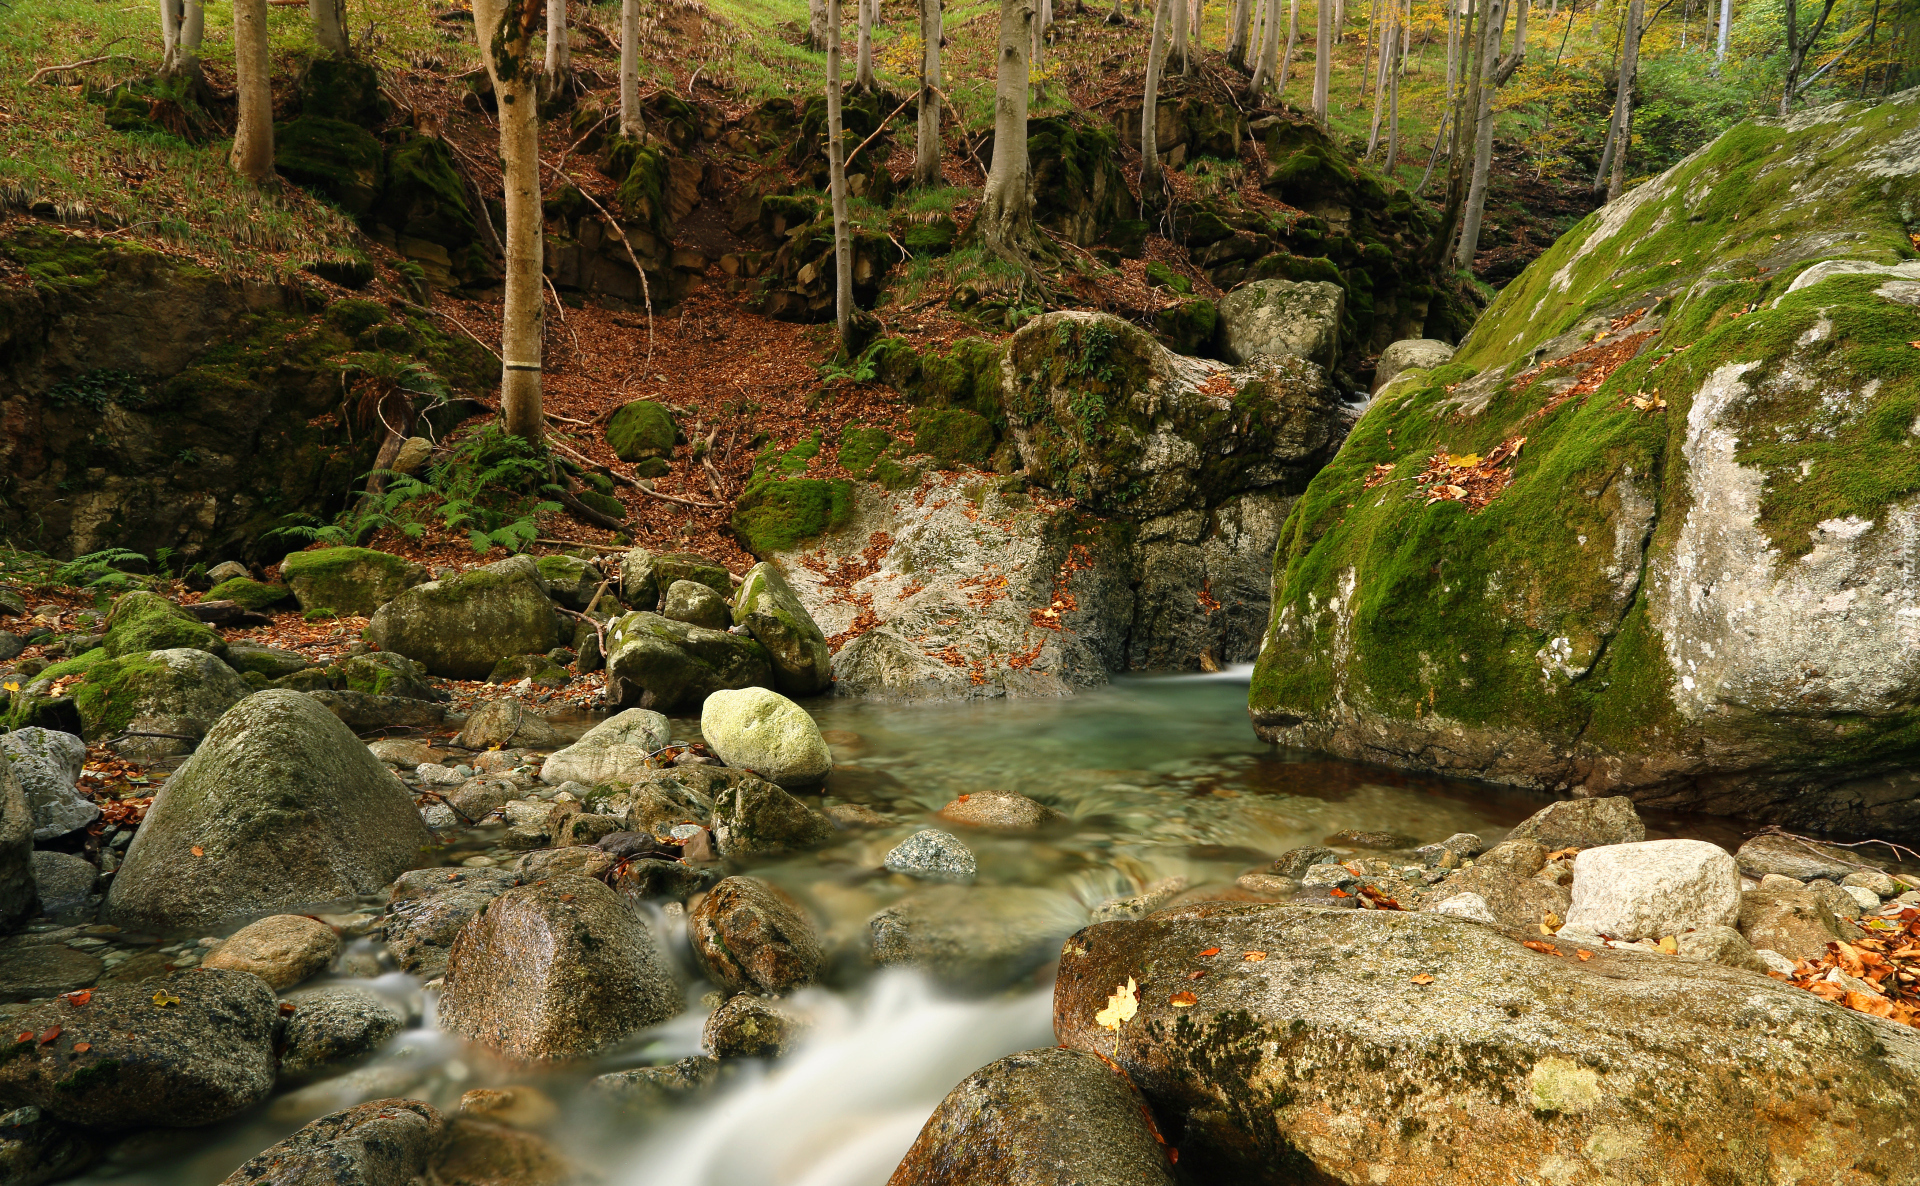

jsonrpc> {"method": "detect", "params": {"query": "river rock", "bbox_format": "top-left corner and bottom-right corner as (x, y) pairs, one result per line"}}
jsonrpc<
(936, 790), (1064, 830)
(218, 1098), (445, 1186)
(702, 994), (807, 1059)
(887, 1046), (1177, 1186)
(304, 689), (447, 732)
(1215, 278), (1345, 369)
(1734, 833), (1879, 881)
(619, 550), (732, 610)
(1560, 839), (1741, 941)
(72, 647), (253, 744)
(428, 1116), (574, 1186)
(100, 591), (223, 658)
(277, 988), (407, 1085)
(223, 640), (309, 679)
(1672, 923), (1769, 971)
(1428, 891), (1498, 924)
(515, 846), (615, 881)
(281, 547), (431, 617)
(0, 728), (97, 839)
(1372, 337), (1456, 392)
(1505, 796), (1646, 850)
(883, 829), (975, 883)
(0, 1111), (97, 1186)
(1843, 868), (1902, 899)
(699, 687), (831, 788)
(589, 1056), (732, 1113)
(0, 969), (277, 1130)
(28, 851), (96, 924)
(366, 556), (562, 680)
(103, 690), (433, 933)
(1054, 907), (1920, 1184)
(1806, 878), (1866, 921)
(1269, 846), (1338, 879)
(661, 579), (732, 632)
(539, 708), (671, 785)
(709, 776), (834, 857)
(732, 562), (832, 696)
(201, 914), (340, 989)
(869, 885), (1085, 992)
(535, 554), (606, 611)
(1423, 841), (1570, 932)
(0, 937), (100, 1000)
(688, 876), (822, 996)
(384, 866), (518, 979)
(456, 698), (563, 750)
(445, 775), (517, 824)
(438, 874), (682, 1062)
(603, 611), (772, 713)
(611, 857), (717, 902)
(337, 651), (439, 702)
(368, 738), (439, 770)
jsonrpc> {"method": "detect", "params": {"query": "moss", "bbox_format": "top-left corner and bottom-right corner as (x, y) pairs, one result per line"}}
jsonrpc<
(0, 227), (119, 290)
(274, 117), (385, 218)
(731, 478), (855, 557)
(903, 217), (957, 257)
(67, 652), (175, 737)
(375, 133), (477, 251)
(837, 425), (892, 478)
(606, 400), (677, 461)
(325, 299), (388, 336)
(204, 578), (292, 611)
(488, 653), (571, 687)
(102, 591), (222, 658)
(1144, 262), (1193, 294)
(54, 1058), (121, 1095)
(911, 408), (997, 470)
(575, 489), (629, 522)
(609, 138), (675, 242)
(298, 57), (388, 128)
(1154, 298), (1219, 355)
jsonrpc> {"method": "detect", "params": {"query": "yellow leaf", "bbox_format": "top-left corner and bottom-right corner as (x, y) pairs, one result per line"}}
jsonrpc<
(1658, 936), (1678, 954)
(1446, 453), (1481, 468)
(1411, 973), (1436, 985)
(0, 682), (15, 693)
(1094, 977), (1138, 1031)
(151, 992), (180, 1008)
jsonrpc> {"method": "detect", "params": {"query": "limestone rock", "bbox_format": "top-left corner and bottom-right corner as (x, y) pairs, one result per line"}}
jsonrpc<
(535, 554), (605, 611)
(1560, 839), (1741, 941)
(732, 562), (832, 696)
(699, 687), (831, 788)
(366, 556), (562, 680)
(384, 866), (518, 979)
(709, 777), (834, 858)
(702, 994), (807, 1060)
(201, 914), (340, 989)
(883, 829), (975, 883)
(661, 580), (732, 631)
(281, 547), (431, 617)
(618, 549), (730, 610)
(278, 988), (407, 1085)
(604, 612), (771, 713)
(218, 1098), (444, 1186)
(688, 876), (822, 996)
(103, 690), (432, 932)
(101, 591), (223, 658)
(539, 708), (671, 786)
(937, 790), (1064, 831)
(1215, 278), (1345, 369)
(0, 728), (98, 839)
(1505, 796), (1646, 851)
(1372, 337), (1456, 392)
(1673, 923), (1769, 972)
(870, 885), (1086, 992)
(306, 689), (447, 733)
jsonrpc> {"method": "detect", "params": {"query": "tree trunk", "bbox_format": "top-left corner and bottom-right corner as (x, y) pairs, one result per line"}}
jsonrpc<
(1456, 0), (1525, 268)
(311, 0), (349, 56)
(1251, 0), (1285, 90)
(1384, 0), (1402, 170)
(1609, 0), (1643, 198)
(809, 0), (830, 51)
(1174, 0), (1191, 74)
(1229, 0), (1253, 68)
(1428, 0), (1478, 267)
(474, 0), (546, 444)
(229, 0), (274, 182)
(162, 0), (207, 77)
(620, 0), (640, 135)
(1275, 0), (1300, 97)
(1781, 0), (1839, 114)
(978, 0), (1036, 247)
(1714, 0), (1729, 63)
(161, 0), (180, 66)
(916, 0), (944, 186)
(1364, 0), (1387, 156)
(1143, 0), (1171, 189)
(856, 0), (877, 90)
(828, 0), (854, 346)
(1360, 0), (1379, 111)
(1312, 0), (1332, 120)
(546, 0), (570, 79)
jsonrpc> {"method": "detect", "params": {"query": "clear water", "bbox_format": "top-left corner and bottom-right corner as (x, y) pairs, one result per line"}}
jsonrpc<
(79, 669), (1756, 1185)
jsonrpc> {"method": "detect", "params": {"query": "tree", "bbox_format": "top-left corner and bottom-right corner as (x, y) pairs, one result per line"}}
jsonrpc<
(1782, 0), (1841, 113)
(1174, 0), (1191, 73)
(1312, 0), (1332, 120)
(230, 0), (273, 182)
(1365, 0), (1397, 158)
(917, 0), (944, 186)
(1249, 0), (1286, 92)
(159, 0), (205, 79)
(474, 0), (546, 443)
(1275, 0), (1301, 97)
(975, 0), (1039, 259)
(1455, 0), (1525, 269)
(1142, 0), (1172, 192)
(546, 0), (571, 84)
(1607, 0), (1645, 198)
(1715, 0), (1731, 64)
(1428, 0), (1479, 266)
(310, 0), (349, 56)
(1229, 0), (1254, 68)
(827, 0), (854, 347)
(856, 0), (877, 91)
(808, 0), (830, 51)
(620, 0), (640, 134)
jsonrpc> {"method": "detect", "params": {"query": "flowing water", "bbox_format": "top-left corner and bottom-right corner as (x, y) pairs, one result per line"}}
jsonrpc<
(79, 669), (1757, 1185)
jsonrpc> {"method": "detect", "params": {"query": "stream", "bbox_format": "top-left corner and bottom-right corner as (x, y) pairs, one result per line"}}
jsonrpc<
(75, 668), (1755, 1185)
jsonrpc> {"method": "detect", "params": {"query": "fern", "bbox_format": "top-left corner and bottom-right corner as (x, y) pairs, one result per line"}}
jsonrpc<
(53, 548), (149, 591)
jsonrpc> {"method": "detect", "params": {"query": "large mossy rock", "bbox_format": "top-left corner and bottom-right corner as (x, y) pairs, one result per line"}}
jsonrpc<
(1249, 91), (1920, 839)
(366, 555), (561, 680)
(281, 547), (430, 617)
(71, 647), (252, 742)
(606, 399), (677, 462)
(103, 690), (432, 932)
(274, 116), (385, 219)
(102, 591), (223, 658)
(1060, 908), (1920, 1185)
(732, 562), (832, 695)
(603, 611), (771, 713)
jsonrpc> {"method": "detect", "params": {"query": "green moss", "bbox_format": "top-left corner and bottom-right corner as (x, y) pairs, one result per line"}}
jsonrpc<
(911, 408), (997, 470)
(1144, 262), (1193, 294)
(281, 547), (424, 616)
(375, 133), (477, 251)
(1154, 298), (1219, 355)
(575, 489), (629, 522)
(606, 400), (678, 461)
(608, 137), (674, 242)
(102, 591), (222, 658)
(731, 478), (855, 557)
(0, 226), (119, 290)
(274, 117), (385, 218)
(903, 217), (957, 257)
(325, 299), (388, 336)
(54, 1058), (121, 1095)
(68, 652), (175, 737)
(204, 578), (292, 611)
(298, 57), (388, 128)
(837, 425), (892, 477)
(34, 648), (108, 685)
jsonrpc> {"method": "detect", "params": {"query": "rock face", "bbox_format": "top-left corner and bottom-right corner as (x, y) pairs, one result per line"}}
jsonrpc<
(104, 690), (432, 932)
(438, 874), (682, 1062)
(1215, 278), (1346, 370)
(887, 1047), (1177, 1186)
(1251, 91), (1920, 840)
(1055, 907), (1920, 1185)
(604, 611), (772, 713)
(539, 708), (672, 785)
(282, 547), (431, 617)
(218, 1099), (445, 1186)
(699, 687), (832, 788)
(732, 562), (832, 696)
(688, 876), (821, 996)
(201, 914), (340, 989)
(0, 727), (97, 839)
(0, 969), (278, 1130)
(366, 556), (561, 680)
(1560, 839), (1741, 941)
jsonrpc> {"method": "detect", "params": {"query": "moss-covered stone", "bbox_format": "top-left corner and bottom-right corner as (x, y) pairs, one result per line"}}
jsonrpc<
(339, 651), (437, 701)
(603, 611), (772, 713)
(69, 648), (252, 740)
(1154, 298), (1219, 356)
(274, 117), (385, 219)
(606, 400), (677, 462)
(911, 408), (997, 470)
(1026, 115), (1139, 248)
(731, 479), (855, 558)
(1143, 262), (1193, 294)
(374, 133), (478, 252)
(488, 653), (572, 688)
(297, 57), (388, 128)
(575, 489), (628, 524)
(102, 591), (224, 659)
(366, 555), (563, 681)
(280, 548), (430, 617)
(732, 562), (832, 696)
(903, 217), (957, 257)
(536, 554), (607, 610)
(203, 578), (292, 612)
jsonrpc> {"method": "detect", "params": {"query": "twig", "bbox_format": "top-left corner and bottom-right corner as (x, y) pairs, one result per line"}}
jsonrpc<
(545, 112), (610, 185)
(844, 94), (916, 172)
(547, 433), (721, 509)
(29, 50), (134, 84)
(536, 538), (630, 552)
(545, 412), (595, 427)
(555, 486), (627, 532)
(1752, 825), (1920, 869)
(564, 174), (655, 371)
(555, 605), (611, 661)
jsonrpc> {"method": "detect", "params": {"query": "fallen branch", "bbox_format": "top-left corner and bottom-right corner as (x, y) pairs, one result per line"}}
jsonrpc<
(844, 94), (916, 172)
(535, 538), (630, 553)
(546, 433), (721, 509)
(555, 486), (628, 533)
(1752, 825), (1920, 869)
(29, 51), (134, 84)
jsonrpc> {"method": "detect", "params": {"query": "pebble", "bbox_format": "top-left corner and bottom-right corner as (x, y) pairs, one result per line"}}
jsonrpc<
(883, 830), (977, 883)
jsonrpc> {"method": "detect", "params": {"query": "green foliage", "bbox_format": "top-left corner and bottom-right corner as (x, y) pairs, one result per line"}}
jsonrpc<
(43, 369), (149, 411)
(52, 550), (149, 593)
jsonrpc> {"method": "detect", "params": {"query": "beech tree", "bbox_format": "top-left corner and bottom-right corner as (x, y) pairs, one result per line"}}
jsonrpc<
(1781, 0), (1840, 113)
(1248, 0), (1285, 92)
(546, 0), (571, 84)
(916, 0), (944, 186)
(976, 0), (1037, 259)
(856, 0), (877, 91)
(1312, 0), (1332, 120)
(474, 0), (546, 443)
(311, 0), (348, 55)
(827, 0), (855, 346)
(230, 0), (273, 181)
(809, 0), (830, 51)
(1455, 0), (1524, 268)
(1173, 0), (1191, 73)
(1228, 0), (1252, 68)
(1429, 0), (1480, 267)
(1275, 0), (1300, 96)
(620, 0), (640, 134)
(1142, 0), (1171, 191)
(159, 0), (204, 78)
(1606, 0), (1645, 197)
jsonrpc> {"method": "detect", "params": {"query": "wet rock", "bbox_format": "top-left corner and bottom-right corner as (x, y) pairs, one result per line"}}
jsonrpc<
(28, 851), (96, 924)
(0, 1110), (98, 1186)
(702, 994), (806, 1059)
(201, 914), (340, 989)
(1322, 828), (1411, 850)
(553, 812), (623, 848)
(603, 612), (772, 714)
(457, 1085), (558, 1130)
(368, 739), (439, 770)
(1300, 863), (1358, 890)
(1412, 832), (1488, 868)
(305, 689), (447, 732)
(883, 829), (976, 884)
(887, 1046), (1176, 1186)
(824, 803), (887, 828)
(488, 653), (572, 688)
(446, 776), (518, 824)
(1091, 877), (1190, 923)
(689, 876), (821, 996)
(1842, 868), (1902, 899)
(281, 547), (432, 617)
(338, 651), (440, 702)
(936, 790), (1063, 831)
(1734, 833), (1880, 881)
(514, 846), (615, 881)
(0, 729), (97, 839)
(589, 1056), (732, 1113)
(1054, 907), (1920, 1185)
(277, 988), (406, 1085)
(104, 690), (432, 932)
(1505, 796), (1646, 851)
(218, 1098), (444, 1186)
(1735, 885), (1864, 962)
(1372, 337), (1456, 392)
(1269, 846), (1338, 879)
(709, 777), (834, 858)
(0, 938), (100, 1000)
(700, 687), (831, 789)
(439, 874), (682, 1062)
(427, 1115), (575, 1186)
(101, 591), (224, 659)
(1215, 278), (1345, 369)
(732, 562), (832, 696)
(0, 969), (277, 1130)
(384, 866), (518, 979)
(618, 549), (732, 609)
(223, 641), (309, 680)
(366, 556), (563, 680)
(538, 708), (671, 786)
(1560, 839), (1740, 941)
(870, 885), (1085, 992)
(1672, 924), (1769, 972)
(611, 858), (716, 902)
(456, 698), (563, 750)
(661, 580), (732, 632)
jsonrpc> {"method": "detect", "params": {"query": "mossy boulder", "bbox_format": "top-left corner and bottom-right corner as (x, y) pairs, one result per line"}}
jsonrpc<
(1026, 115), (1139, 248)
(297, 57), (388, 128)
(365, 555), (562, 680)
(204, 577), (292, 612)
(1216, 279), (1345, 370)
(617, 549), (730, 609)
(606, 400), (677, 462)
(731, 479), (854, 558)
(374, 133), (478, 252)
(339, 651), (438, 701)
(732, 562), (832, 697)
(487, 653), (571, 688)
(603, 611), (772, 713)
(69, 647), (252, 741)
(911, 407), (996, 470)
(102, 591), (224, 658)
(575, 489), (628, 523)
(223, 641), (308, 679)
(1154, 297), (1219, 356)
(1250, 89), (1920, 840)
(274, 117), (385, 219)
(535, 554), (606, 610)
(281, 547), (431, 618)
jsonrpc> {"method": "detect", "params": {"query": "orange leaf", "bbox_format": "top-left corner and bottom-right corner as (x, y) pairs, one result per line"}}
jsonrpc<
(190, 846), (204, 857)
(1170, 991), (1198, 1008)
(1410, 974), (1435, 985)
(37, 1027), (59, 1045)
(1576, 950), (1593, 962)
(1198, 947), (1220, 957)
(61, 990), (92, 1008)
(1523, 940), (1563, 955)
(12, 1033), (29, 1045)
(71, 1042), (91, 1054)
(1185, 970), (1206, 980)
(1242, 951), (1266, 962)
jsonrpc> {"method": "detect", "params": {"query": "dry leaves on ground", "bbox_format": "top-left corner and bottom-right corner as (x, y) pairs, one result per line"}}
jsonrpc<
(1784, 907), (1920, 1028)
(1415, 436), (1527, 511)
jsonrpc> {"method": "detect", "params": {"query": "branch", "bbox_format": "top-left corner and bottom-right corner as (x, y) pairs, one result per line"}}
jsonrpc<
(546, 433), (721, 509)
(29, 51), (134, 84)
(554, 486), (628, 532)
(844, 93), (917, 172)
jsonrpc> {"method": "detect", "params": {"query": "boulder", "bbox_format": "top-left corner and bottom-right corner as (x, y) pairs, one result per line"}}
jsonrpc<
(278, 988), (407, 1085)
(445, 775), (517, 824)
(937, 790), (1063, 830)
(366, 556), (562, 680)
(337, 651), (439, 702)
(883, 829), (976, 883)
(661, 579), (732, 631)
(699, 687), (832, 788)
(1672, 923), (1769, 971)
(438, 874), (682, 1061)
(709, 777), (834, 857)
(202, 577), (293, 613)
(534, 554), (606, 611)
(0, 938), (99, 999)
(427, 1116), (575, 1184)
(1505, 796), (1646, 850)
(1372, 337), (1456, 392)
(101, 591), (224, 658)
(1054, 907), (1920, 1184)
(201, 914), (341, 989)
(688, 876), (822, 996)
(0, 969), (278, 1130)
(305, 689), (448, 733)
(1269, 845), (1338, 879)
(732, 562), (832, 696)
(0, 1111), (97, 1186)
(1422, 841), (1568, 931)
(103, 690), (433, 933)
(0, 756), (39, 929)
(30, 850), (97, 923)
(384, 866), (518, 979)
(456, 698), (563, 750)
(217, 1099), (445, 1186)
(539, 708), (671, 785)
(1214, 278), (1345, 369)
(1428, 891), (1498, 924)
(589, 1056), (732, 1113)
(618, 549), (731, 609)
(702, 994), (807, 1059)
(281, 547), (431, 617)
(606, 399), (677, 462)
(870, 885), (1086, 992)
(223, 640), (309, 679)
(1734, 833), (1880, 881)
(487, 652), (571, 688)
(0, 727), (98, 839)
(70, 647), (252, 744)
(603, 612), (772, 713)
(1737, 885), (1864, 961)
(887, 1047), (1177, 1186)
(1560, 839), (1741, 941)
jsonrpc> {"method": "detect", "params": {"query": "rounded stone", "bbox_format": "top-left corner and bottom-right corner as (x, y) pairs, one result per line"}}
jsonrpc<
(278, 987), (406, 1085)
(883, 830), (976, 883)
(218, 1098), (444, 1186)
(202, 914), (341, 990)
(937, 791), (1063, 831)
(700, 687), (832, 789)
(701, 994), (806, 1060)
(688, 876), (822, 996)
(661, 580), (732, 632)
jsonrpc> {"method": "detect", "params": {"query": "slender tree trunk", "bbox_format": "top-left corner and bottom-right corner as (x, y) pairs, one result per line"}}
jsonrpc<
(977, 0), (1037, 262)
(161, 0), (180, 66)
(1365, 0), (1387, 155)
(1174, 0), (1191, 74)
(1713, 0), (1729, 63)
(1361, 0), (1379, 108)
(1609, 0), (1643, 198)
(917, 0), (944, 185)
(1229, 0), (1253, 67)
(230, 0), (274, 181)
(474, 0), (545, 444)
(1251, 0), (1285, 90)
(546, 0), (570, 79)
(1275, 0), (1301, 95)
(809, 0), (830, 51)
(1457, 0), (1524, 268)
(311, 0), (349, 56)
(1143, 0), (1171, 190)
(1385, 0), (1401, 171)
(162, 0), (206, 77)
(828, 0), (854, 346)
(1312, 0), (1332, 119)
(1429, 0), (1479, 267)
(857, 0), (877, 90)
(620, 0), (640, 134)
(1781, 0), (1840, 113)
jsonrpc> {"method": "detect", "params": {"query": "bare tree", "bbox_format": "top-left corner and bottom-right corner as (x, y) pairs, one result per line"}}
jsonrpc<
(546, 0), (571, 83)
(1229, 0), (1253, 68)
(827, 0), (854, 347)
(1428, 0), (1480, 266)
(1275, 0), (1301, 97)
(1607, 0), (1644, 197)
(160, 0), (206, 78)
(1781, 0), (1840, 113)
(311, 0), (349, 56)
(975, 0), (1038, 259)
(1312, 0), (1332, 119)
(916, 0), (944, 186)
(1142, 0), (1172, 190)
(474, 0), (546, 443)
(1715, 0), (1730, 63)
(1365, 0), (1390, 156)
(620, 0), (640, 134)
(1455, 0), (1525, 268)
(809, 0), (830, 51)
(230, 0), (273, 182)
(1384, 0), (1403, 170)
(1250, 0), (1285, 91)
(856, 0), (877, 91)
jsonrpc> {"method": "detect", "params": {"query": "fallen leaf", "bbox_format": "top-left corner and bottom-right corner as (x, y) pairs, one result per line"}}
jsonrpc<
(1523, 940), (1563, 956)
(1095, 978), (1139, 1031)
(61, 990), (92, 1008)
(1185, 970), (1206, 980)
(1411, 973), (1436, 985)
(1242, 951), (1267, 962)
(1197, 947), (1221, 957)
(37, 1027), (59, 1045)
(190, 847), (204, 857)
(1576, 950), (1593, 962)
(71, 1042), (91, 1054)
(151, 992), (180, 1008)
(1170, 991), (1198, 1008)
(1447, 453), (1482, 468)
(1658, 935), (1678, 954)
(1329, 887), (1350, 898)
(12, 1033), (28, 1045)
